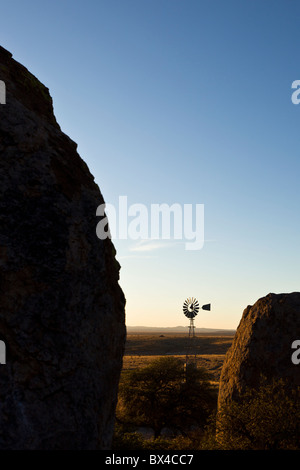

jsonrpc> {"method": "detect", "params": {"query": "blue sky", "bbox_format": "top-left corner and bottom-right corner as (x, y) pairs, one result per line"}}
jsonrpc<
(2, 1), (300, 328)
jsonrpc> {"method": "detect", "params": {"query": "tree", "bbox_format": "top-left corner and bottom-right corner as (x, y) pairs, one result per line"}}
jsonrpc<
(117, 357), (216, 438)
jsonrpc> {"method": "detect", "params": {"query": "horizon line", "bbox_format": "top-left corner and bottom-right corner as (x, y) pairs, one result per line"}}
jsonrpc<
(126, 325), (236, 330)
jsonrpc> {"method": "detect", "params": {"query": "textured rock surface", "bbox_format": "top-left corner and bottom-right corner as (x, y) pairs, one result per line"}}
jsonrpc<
(218, 292), (300, 409)
(0, 46), (126, 449)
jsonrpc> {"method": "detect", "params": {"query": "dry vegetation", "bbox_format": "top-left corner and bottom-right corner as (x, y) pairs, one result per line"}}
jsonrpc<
(116, 332), (300, 450)
(122, 333), (234, 384)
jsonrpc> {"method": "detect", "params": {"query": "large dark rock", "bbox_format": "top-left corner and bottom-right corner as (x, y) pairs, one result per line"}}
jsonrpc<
(0, 46), (126, 449)
(218, 292), (300, 409)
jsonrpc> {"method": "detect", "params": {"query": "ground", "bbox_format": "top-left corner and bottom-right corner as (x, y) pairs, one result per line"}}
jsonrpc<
(122, 332), (234, 386)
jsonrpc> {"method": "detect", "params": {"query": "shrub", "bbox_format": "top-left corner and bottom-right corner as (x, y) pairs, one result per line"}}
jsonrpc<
(216, 377), (300, 450)
(117, 357), (217, 439)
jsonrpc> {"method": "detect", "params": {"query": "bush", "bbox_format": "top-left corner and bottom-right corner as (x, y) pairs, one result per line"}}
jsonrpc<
(116, 357), (217, 439)
(216, 377), (300, 450)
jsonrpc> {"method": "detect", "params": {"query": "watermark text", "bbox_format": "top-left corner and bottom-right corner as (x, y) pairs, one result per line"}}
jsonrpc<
(291, 340), (300, 365)
(0, 340), (5, 364)
(0, 80), (6, 104)
(96, 196), (204, 250)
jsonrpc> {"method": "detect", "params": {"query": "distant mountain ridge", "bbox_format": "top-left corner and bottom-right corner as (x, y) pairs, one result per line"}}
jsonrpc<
(127, 325), (236, 335)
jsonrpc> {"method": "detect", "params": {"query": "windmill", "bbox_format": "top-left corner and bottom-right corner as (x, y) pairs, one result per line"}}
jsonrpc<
(183, 297), (211, 371)
(183, 297), (211, 337)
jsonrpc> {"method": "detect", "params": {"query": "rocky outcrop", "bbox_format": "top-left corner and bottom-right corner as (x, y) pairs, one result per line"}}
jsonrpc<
(0, 46), (126, 449)
(218, 292), (300, 409)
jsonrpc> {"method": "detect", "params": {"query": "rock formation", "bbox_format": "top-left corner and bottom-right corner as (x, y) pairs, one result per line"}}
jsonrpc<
(0, 46), (126, 449)
(218, 292), (300, 409)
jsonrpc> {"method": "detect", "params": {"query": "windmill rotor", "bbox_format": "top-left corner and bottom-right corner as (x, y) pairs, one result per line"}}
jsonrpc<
(183, 297), (199, 318)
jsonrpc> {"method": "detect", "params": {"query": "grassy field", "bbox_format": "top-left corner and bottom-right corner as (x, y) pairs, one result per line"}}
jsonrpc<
(122, 333), (234, 384)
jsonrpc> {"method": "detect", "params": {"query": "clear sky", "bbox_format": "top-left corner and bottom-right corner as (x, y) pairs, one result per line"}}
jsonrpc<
(1, 1), (300, 329)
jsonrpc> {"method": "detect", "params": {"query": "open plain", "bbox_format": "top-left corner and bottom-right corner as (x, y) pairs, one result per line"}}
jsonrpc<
(122, 332), (235, 385)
